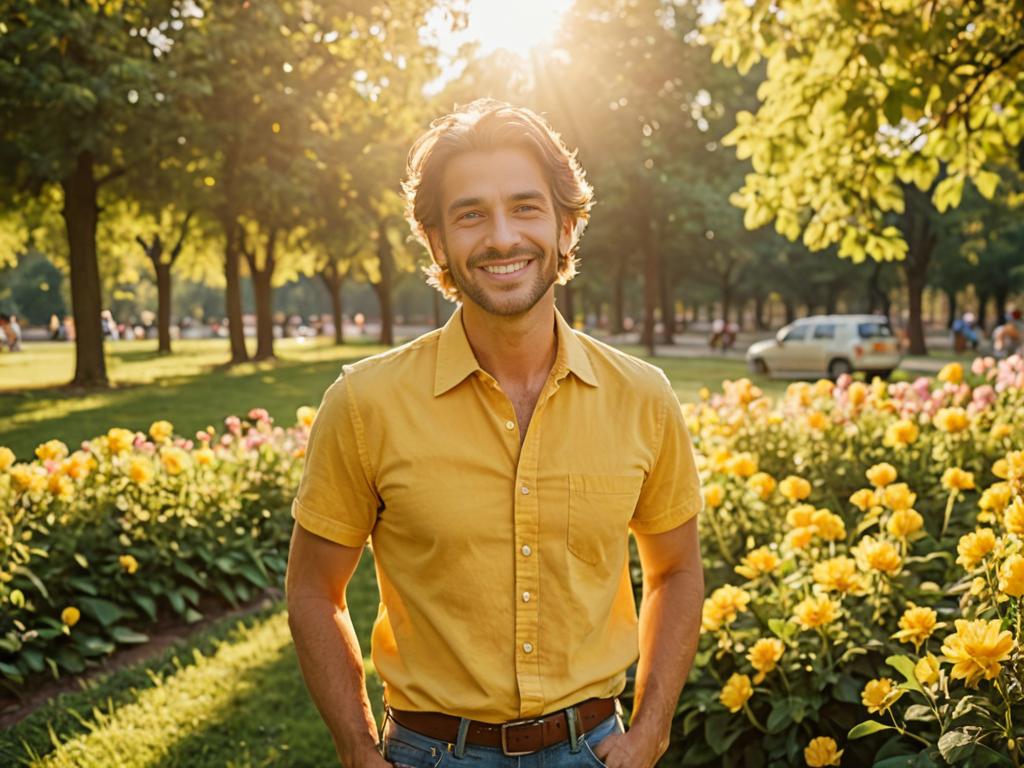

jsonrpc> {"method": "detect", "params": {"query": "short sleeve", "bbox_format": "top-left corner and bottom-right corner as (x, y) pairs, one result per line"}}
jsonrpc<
(629, 378), (703, 535)
(291, 372), (380, 546)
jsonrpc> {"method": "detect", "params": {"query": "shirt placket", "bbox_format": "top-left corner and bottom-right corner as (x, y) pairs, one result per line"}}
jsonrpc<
(512, 366), (569, 717)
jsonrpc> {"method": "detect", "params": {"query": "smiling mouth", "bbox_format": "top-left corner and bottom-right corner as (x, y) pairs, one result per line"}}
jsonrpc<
(480, 260), (530, 275)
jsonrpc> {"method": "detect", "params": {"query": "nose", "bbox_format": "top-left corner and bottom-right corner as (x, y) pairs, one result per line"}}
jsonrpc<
(484, 211), (522, 255)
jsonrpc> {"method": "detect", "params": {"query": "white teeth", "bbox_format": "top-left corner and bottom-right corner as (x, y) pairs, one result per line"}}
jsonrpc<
(483, 261), (528, 275)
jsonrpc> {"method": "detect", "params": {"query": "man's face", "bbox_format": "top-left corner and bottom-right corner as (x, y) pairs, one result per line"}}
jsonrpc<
(429, 147), (571, 318)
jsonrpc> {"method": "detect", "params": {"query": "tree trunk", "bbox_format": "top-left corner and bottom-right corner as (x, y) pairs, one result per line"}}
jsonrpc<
(783, 298), (796, 325)
(223, 221), (249, 364)
(559, 281), (577, 327)
(60, 151), (108, 387)
(155, 263), (172, 354)
(432, 290), (442, 329)
(720, 281), (733, 329)
(899, 188), (937, 355)
(375, 219), (395, 346)
(612, 255), (626, 334)
(945, 289), (957, 329)
(245, 228), (277, 361)
(320, 265), (345, 345)
(994, 286), (1009, 325)
(659, 258), (675, 345)
(754, 292), (767, 330)
(977, 291), (990, 331)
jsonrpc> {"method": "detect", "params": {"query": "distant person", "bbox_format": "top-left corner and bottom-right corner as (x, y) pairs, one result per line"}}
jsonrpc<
(951, 311), (980, 353)
(100, 310), (119, 340)
(353, 311), (366, 336)
(49, 313), (64, 340)
(993, 308), (1023, 359)
(0, 313), (21, 351)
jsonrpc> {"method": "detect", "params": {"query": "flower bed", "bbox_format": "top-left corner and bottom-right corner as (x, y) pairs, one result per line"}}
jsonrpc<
(671, 356), (1024, 767)
(0, 407), (314, 693)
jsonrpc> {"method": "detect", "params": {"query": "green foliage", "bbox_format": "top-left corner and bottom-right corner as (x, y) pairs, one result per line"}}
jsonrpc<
(706, 0), (1024, 262)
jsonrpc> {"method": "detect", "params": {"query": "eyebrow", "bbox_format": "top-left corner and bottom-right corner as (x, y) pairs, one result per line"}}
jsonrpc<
(447, 189), (548, 216)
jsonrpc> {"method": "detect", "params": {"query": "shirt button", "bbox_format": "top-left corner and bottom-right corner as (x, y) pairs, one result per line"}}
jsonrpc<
(505, 420), (515, 430)
(523, 642), (534, 654)
(521, 544), (532, 557)
(520, 486), (530, 495)
(522, 591), (531, 602)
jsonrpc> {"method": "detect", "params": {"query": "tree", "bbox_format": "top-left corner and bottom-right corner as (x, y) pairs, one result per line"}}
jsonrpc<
(0, 1), (187, 385)
(707, 0), (1024, 353)
(134, 208), (192, 353)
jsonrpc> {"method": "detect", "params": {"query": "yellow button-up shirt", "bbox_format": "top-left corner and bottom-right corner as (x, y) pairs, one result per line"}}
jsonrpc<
(291, 307), (702, 723)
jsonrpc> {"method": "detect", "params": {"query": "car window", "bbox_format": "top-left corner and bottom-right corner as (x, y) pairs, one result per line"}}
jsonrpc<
(813, 323), (836, 339)
(783, 325), (809, 342)
(857, 322), (893, 339)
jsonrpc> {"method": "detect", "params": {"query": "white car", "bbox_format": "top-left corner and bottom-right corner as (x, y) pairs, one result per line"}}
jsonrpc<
(746, 315), (902, 380)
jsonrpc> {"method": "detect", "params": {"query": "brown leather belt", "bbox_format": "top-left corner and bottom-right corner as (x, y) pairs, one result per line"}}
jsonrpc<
(388, 696), (617, 756)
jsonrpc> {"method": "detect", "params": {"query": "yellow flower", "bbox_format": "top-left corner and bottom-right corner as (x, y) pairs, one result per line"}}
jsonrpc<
(812, 557), (864, 594)
(1004, 497), (1024, 535)
(804, 736), (843, 767)
(107, 427), (136, 454)
(882, 483), (916, 511)
(866, 462), (897, 488)
(0, 446), (14, 471)
(719, 673), (753, 713)
(709, 448), (732, 471)
(991, 424), (1012, 440)
(747, 472), (776, 500)
(938, 362), (963, 384)
(779, 475), (812, 501)
(793, 594), (840, 630)
(703, 483), (725, 508)
(998, 555), (1024, 597)
(956, 529), (996, 570)
(698, 386), (710, 401)
(195, 447), (215, 466)
(979, 482), (1012, 514)
(119, 554), (139, 575)
(785, 526), (815, 550)
(861, 678), (904, 714)
(848, 382), (868, 406)
(160, 447), (189, 476)
(35, 439), (69, 462)
(735, 547), (781, 580)
(849, 488), (877, 512)
(915, 653), (940, 686)
(855, 536), (902, 575)
(148, 420), (174, 442)
(941, 619), (1014, 688)
(941, 467), (975, 492)
(787, 504), (816, 528)
(886, 508), (924, 539)
(726, 453), (758, 478)
(1000, 451), (1024, 483)
(892, 605), (941, 648)
(812, 509), (846, 541)
(63, 451), (93, 480)
(47, 473), (74, 500)
(883, 419), (919, 448)
(701, 585), (751, 632)
(934, 407), (969, 433)
(806, 411), (828, 430)
(128, 457), (153, 485)
(296, 405), (316, 427)
(10, 464), (46, 493)
(747, 638), (785, 684)
(62, 606), (81, 627)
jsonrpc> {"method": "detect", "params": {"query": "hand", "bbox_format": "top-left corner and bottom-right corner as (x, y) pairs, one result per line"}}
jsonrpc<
(590, 726), (666, 768)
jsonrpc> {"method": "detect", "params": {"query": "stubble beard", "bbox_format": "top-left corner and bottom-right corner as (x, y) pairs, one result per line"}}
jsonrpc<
(447, 244), (558, 318)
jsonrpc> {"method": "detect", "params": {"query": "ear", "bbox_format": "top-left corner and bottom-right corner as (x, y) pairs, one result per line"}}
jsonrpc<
(557, 216), (574, 257)
(426, 227), (447, 267)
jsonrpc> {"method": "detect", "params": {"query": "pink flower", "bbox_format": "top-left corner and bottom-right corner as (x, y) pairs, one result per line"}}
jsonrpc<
(225, 415), (241, 435)
(196, 430), (211, 443)
(248, 408), (270, 422)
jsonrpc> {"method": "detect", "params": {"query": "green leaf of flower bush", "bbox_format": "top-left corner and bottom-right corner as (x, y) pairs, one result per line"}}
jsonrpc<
(937, 727), (980, 762)
(849, 720), (896, 740)
(131, 594), (157, 621)
(79, 597), (130, 627)
(109, 626), (149, 644)
(886, 655), (925, 695)
(67, 576), (99, 596)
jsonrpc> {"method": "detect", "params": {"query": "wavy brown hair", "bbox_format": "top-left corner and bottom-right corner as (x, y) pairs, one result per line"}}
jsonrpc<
(402, 99), (594, 302)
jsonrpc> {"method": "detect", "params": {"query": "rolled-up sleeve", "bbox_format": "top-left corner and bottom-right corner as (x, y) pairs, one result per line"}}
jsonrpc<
(291, 372), (379, 546)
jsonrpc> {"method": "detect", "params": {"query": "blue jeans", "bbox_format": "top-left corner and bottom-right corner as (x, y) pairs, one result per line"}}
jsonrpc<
(381, 712), (625, 767)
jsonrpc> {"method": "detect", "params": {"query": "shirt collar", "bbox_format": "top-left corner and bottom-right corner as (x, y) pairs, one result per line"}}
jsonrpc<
(433, 305), (599, 397)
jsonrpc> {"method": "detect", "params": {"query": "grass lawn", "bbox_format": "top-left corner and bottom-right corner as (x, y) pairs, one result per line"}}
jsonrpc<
(0, 552), (381, 767)
(0, 337), (778, 460)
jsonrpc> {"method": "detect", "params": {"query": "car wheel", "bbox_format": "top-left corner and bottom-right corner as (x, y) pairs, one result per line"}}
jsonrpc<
(828, 358), (852, 379)
(749, 358), (769, 376)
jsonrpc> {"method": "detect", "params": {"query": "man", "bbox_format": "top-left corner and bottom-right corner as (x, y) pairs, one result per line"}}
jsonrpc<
(286, 100), (704, 768)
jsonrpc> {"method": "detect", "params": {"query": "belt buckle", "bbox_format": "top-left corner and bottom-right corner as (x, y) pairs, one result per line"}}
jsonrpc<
(500, 717), (545, 757)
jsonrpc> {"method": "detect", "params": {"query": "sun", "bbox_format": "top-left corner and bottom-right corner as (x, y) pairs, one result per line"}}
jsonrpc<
(461, 0), (573, 57)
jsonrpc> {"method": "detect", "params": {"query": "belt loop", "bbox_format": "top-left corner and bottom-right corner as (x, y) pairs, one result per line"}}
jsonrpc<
(453, 717), (471, 759)
(566, 706), (582, 753)
(379, 705), (392, 757)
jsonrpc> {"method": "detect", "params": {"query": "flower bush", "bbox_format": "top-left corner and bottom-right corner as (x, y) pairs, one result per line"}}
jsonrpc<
(670, 356), (1024, 767)
(0, 407), (315, 692)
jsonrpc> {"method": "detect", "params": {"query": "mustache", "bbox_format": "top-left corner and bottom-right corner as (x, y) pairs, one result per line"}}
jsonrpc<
(468, 245), (544, 269)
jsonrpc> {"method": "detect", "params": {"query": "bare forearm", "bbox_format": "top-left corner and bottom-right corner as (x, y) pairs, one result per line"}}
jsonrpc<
(288, 597), (381, 766)
(629, 568), (704, 748)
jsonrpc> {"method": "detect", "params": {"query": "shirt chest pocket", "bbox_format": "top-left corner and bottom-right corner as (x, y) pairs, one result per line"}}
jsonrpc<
(567, 473), (644, 566)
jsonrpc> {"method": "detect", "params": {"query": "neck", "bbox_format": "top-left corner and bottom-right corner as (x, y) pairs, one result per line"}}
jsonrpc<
(461, 293), (558, 389)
